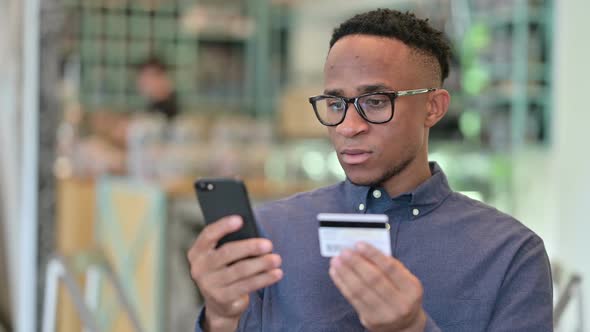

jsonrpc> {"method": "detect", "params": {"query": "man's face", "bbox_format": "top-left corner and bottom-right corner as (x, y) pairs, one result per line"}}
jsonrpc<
(137, 67), (168, 99)
(324, 35), (433, 187)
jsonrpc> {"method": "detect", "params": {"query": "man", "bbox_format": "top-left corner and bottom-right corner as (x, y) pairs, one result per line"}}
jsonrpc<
(136, 56), (179, 120)
(188, 9), (552, 332)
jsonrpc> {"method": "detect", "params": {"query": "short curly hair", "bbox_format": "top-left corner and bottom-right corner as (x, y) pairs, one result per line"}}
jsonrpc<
(330, 9), (452, 83)
(136, 55), (168, 73)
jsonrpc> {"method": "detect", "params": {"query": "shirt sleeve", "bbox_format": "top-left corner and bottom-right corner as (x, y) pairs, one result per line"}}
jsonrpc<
(235, 290), (264, 330)
(486, 236), (553, 331)
(194, 291), (264, 332)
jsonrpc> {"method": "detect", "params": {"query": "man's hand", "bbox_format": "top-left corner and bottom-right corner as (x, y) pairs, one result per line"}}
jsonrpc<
(329, 242), (426, 332)
(187, 216), (283, 332)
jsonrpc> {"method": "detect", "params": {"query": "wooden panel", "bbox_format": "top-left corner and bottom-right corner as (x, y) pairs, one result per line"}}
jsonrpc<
(95, 177), (166, 332)
(56, 178), (96, 252)
(55, 177), (96, 332)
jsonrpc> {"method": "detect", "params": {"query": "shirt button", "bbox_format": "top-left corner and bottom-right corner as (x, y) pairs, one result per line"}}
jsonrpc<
(358, 203), (365, 211)
(372, 190), (382, 199)
(412, 208), (420, 216)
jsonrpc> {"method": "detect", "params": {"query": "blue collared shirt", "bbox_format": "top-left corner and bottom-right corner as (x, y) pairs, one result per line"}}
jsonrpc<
(196, 163), (552, 331)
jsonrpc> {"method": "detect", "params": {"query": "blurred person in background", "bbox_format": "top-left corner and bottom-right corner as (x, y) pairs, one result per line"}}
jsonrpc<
(187, 9), (552, 332)
(136, 56), (180, 121)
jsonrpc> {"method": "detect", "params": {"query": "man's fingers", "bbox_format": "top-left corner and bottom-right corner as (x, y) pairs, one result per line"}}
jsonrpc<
(329, 266), (389, 327)
(330, 251), (422, 329)
(329, 256), (386, 314)
(221, 268), (284, 300)
(338, 248), (403, 304)
(229, 295), (250, 314)
(206, 253), (282, 287)
(355, 242), (417, 291)
(201, 260), (282, 317)
(209, 238), (274, 269)
(188, 215), (243, 258)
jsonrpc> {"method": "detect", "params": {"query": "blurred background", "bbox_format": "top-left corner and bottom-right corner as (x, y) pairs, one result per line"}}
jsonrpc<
(1, 0), (588, 331)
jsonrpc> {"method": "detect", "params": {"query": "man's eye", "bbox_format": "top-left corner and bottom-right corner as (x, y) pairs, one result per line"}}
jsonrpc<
(365, 98), (386, 106)
(327, 101), (345, 111)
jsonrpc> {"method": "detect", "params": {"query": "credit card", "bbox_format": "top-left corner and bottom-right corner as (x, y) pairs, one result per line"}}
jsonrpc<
(317, 213), (391, 257)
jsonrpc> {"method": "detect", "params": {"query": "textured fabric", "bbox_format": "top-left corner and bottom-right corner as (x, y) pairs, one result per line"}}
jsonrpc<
(195, 163), (553, 331)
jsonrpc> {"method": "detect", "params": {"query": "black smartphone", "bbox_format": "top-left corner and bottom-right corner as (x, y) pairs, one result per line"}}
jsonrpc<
(195, 178), (260, 247)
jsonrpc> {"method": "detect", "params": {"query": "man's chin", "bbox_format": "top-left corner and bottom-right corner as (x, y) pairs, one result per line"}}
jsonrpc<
(345, 173), (382, 188)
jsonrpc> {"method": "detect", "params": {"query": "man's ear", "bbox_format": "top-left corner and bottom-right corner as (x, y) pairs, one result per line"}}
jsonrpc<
(424, 89), (450, 128)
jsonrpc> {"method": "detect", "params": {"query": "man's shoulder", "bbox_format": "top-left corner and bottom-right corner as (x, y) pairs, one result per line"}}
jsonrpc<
(445, 191), (544, 249)
(447, 191), (511, 219)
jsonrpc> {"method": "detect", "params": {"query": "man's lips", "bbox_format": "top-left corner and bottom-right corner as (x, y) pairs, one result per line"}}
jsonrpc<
(340, 149), (372, 165)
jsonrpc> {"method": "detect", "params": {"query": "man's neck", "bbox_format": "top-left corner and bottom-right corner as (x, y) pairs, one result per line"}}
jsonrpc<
(148, 79), (174, 102)
(151, 88), (173, 102)
(381, 156), (432, 199)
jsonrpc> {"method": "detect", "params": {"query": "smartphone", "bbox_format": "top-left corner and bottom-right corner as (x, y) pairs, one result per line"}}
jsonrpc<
(195, 178), (260, 247)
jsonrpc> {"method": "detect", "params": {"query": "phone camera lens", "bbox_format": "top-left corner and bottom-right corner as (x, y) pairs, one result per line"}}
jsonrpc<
(198, 182), (207, 190)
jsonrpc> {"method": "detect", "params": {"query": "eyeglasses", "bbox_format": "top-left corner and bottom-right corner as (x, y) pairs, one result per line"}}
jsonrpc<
(308, 88), (436, 126)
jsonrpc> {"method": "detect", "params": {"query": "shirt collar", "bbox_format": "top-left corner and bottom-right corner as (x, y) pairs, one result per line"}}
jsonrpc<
(343, 161), (452, 219)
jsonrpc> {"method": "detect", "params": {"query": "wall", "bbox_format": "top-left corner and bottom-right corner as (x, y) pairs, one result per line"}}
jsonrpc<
(0, 0), (23, 328)
(289, 0), (412, 84)
(494, 0), (590, 327)
(551, 0), (590, 325)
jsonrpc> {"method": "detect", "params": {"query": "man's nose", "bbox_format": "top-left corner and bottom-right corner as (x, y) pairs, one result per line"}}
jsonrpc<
(334, 103), (369, 137)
